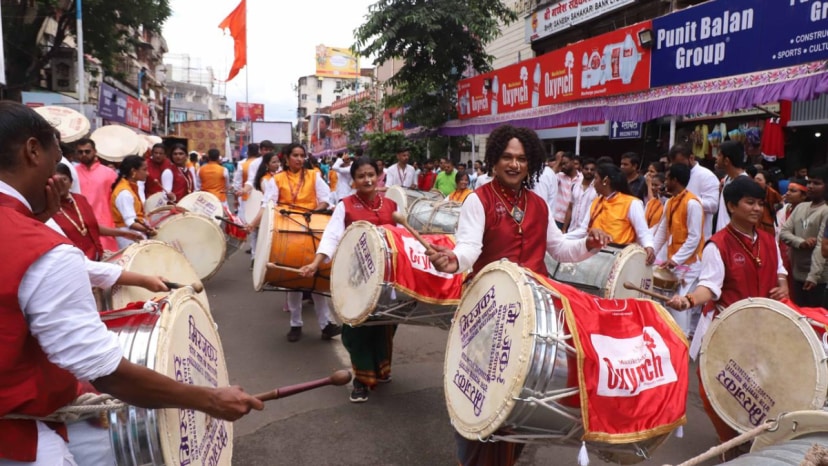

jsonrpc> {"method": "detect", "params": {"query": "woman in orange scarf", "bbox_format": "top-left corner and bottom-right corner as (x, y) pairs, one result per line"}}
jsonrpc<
(448, 172), (473, 203)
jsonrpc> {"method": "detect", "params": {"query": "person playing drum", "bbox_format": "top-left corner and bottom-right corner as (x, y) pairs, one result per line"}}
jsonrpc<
(169, 143), (195, 202)
(667, 176), (788, 460)
(110, 155), (157, 249)
(0, 101), (263, 464)
(247, 143), (342, 342)
(146, 143), (176, 202)
(299, 156), (399, 403)
(426, 124), (611, 466)
(569, 163), (656, 265)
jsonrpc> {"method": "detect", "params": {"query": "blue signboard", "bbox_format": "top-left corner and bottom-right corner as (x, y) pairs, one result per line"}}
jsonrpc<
(97, 82), (128, 124)
(609, 121), (642, 140)
(651, 0), (828, 87)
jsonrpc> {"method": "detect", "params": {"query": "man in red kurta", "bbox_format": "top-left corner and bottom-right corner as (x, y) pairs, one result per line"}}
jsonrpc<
(427, 125), (611, 466)
(145, 144), (176, 200)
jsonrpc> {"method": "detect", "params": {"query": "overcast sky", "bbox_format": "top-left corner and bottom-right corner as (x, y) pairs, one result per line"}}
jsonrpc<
(162, 0), (376, 122)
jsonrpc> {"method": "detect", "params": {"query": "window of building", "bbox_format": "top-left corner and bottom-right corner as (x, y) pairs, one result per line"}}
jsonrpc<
(301, 94), (307, 101)
(317, 78), (323, 88)
(299, 77), (307, 86)
(173, 92), (184, 100)
(170, 110), (187, 123)
(335, 80), (342, 90)
(194, 113), (207, 121)
(316, 95), (322, 104)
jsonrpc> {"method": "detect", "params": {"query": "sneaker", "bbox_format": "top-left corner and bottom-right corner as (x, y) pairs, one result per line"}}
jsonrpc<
(287, 326), (302, 342)
(377, 375), (392, 384)
(320, 322), (342, 340)
(349, 380), (368, 403)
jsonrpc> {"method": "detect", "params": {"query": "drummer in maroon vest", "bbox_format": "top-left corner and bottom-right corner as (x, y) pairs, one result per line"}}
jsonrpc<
(146, 143), (176, 202)
(0, 101), (263, 464)
(169, 143), (195, 201)
(667, 176), (788, 460)
(427, 124), (611, 466)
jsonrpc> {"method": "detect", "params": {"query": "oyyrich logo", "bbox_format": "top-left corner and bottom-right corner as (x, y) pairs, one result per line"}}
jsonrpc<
(592, 327), (678, 397)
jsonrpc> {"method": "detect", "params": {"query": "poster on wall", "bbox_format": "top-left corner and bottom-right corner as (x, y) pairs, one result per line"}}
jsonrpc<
(525, 0), (636, 43)
(651, 0), (828, 87)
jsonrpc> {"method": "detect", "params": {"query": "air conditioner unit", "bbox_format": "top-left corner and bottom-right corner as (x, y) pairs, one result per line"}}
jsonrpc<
(51, 58), (76, 93)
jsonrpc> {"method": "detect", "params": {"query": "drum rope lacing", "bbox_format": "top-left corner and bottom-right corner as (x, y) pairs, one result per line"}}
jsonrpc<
(1, 393), (127, 423)
(661, 419), (778, 466)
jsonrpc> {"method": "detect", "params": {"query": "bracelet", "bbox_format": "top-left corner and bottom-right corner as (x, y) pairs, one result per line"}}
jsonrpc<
(684, 294), (696, 308)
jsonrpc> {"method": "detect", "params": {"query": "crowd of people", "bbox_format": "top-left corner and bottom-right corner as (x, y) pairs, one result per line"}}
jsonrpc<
(3, 95), (828, 465)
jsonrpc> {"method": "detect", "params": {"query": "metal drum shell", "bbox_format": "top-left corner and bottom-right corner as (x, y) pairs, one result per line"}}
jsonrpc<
(406, 198), (462, 234)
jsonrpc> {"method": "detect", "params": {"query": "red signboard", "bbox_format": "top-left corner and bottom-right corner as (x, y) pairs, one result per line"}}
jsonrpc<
(125, 96), (151, 132)
(236, 102), (265, 122)
(457, 20), (652, 119)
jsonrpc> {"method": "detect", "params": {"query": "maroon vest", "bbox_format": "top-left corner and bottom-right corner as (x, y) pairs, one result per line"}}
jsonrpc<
(0, 193), (79, 461)
(343, 194), (397, 228)
(53, 193), (103, 260)
(171, 165), (194, 201)
(708, 226), (779, 311)
(471, 181), (548, 279)
(145, 157), (175, 196)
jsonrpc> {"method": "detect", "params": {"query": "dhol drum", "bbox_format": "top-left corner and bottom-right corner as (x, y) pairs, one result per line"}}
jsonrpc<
(445, 260), (669, 464)
(652, 266), (681, 300)
(177, 191), (224, 226)
(544, 244), (655, 299)
(221, 206), (247, 259)
(700, 298), (828, 434)
(242, 189), (264, 224)
(144, 192), (168, 214)
(406, 198), (462, 234)
(102, 287), (232, 466)
(385, 186), (444, 214)
(152, 212), (227, 280)
(252, 202), (331, 292)
(330, 221), (462, 330)
(96, 240), (209, 312)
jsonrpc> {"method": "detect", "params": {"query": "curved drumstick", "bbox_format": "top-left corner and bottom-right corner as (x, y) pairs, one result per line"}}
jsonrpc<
(163, 281), (205, 293)
(391, 211), (435, 254)
(622, 281), (672, 301)
(215, 216), (246, 229)
(266, 263), (302, 274)
(254, 370), (352, 402)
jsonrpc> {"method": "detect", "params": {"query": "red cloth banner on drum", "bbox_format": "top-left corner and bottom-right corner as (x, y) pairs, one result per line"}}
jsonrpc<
(539, 275), (689, 443)
(383, 225), (466, 304)
(780, 298), (828, 336)
(222, 206), (247, 241)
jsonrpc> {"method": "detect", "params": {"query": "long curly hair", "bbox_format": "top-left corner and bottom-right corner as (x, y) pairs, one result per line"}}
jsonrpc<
(484, 125), (545, 189)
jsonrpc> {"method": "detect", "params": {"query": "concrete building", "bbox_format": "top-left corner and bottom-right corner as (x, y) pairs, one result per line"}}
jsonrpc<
(166, 80), (232, 123)
(296, 69), (373, 145)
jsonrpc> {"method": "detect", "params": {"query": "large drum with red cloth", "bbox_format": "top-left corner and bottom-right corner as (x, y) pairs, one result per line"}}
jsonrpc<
(102, 287), (232, 465)
(445, 260), (671, 464)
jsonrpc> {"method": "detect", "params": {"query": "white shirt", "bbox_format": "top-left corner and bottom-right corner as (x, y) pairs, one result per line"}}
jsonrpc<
(715, 171), (749, 233)
(0, 183), (123, 381)
(697, 230), (787, 300)
(453, 192), (594, 272)
(159, 168), (174, 193)
(531, 166), (558, 212)
(475, 173), (493, 188)
(652, 193), (704, 266)
(315, 198), (402, 260)
(686, 163), (720, 239)
(265, 171), (331, 207)
(62, 156), (81, 194)
(45, 218), (123, 288)
(567, 182), (597, 237)
(385, 163), (416, 188)
(332, 158), (354, 199)
(115, 189), (141, 227)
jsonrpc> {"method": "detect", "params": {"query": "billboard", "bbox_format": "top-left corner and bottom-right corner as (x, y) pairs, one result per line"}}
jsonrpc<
(315, 45), (360, 79)
(651, 0), (828, 87)
(173, 120), (227, 155)
(458, 21), (652, 119)
(236, 102), (265, 122)
(98, 82), (151, 132)
(525, 0), (636, 44)
(251, 121), (292, 144)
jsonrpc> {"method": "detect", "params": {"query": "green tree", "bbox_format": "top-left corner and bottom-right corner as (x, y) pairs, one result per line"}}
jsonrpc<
(335, 96), (379, 146)
(1, 0), (171, 93)
(354, 0), (516, 129)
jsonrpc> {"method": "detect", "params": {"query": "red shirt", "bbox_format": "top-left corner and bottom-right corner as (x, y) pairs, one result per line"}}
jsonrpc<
(343, 193), (398, 228)
(171, 165), (194, 201)
(146, 157), (175, 196)
(418, 171), (437, 191)
(708, 226), (779, 312)
(53, 194), (103, 260)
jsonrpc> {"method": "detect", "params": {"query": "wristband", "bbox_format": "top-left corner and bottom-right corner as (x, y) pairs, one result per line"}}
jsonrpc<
(685, 294), (696, 308)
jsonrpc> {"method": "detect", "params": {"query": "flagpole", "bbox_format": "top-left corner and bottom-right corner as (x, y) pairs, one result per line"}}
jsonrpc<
(245, 0), (251, 144)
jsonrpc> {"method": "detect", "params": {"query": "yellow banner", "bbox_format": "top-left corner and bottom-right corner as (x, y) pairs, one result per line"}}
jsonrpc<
(315, 45), (359, 79)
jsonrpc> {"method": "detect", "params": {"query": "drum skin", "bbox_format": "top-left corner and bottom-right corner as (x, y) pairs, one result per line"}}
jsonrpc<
(243, 189), (264, 224)
(177, 191), (224, 226)
(252, 202), (331, 292)
(104, 288), (232, 466)
(98, 240), (209, 313)
(700, 298), (828, 434)
(143, 192), (168, 214)
(153, 213), (227, 281)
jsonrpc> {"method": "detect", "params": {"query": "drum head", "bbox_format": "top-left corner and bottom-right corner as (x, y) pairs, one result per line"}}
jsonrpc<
(107, 240), (209, 312)
(34, 105), (90, 143)
(385, 186), (408, 212)
(156, 288), (233, 465)
(90, 125), (140, 163)
(177, 191), (224, 226)
(604, 245), (654, 299)
(144, 192), (169, 214)
(700, 298), (828, 433)
(445, 261), (537, 440)
(331, 222), (387, 325)
(252, 202), (274, 291)
(154, 213), (227, 281)
(243, 189), (264, 224)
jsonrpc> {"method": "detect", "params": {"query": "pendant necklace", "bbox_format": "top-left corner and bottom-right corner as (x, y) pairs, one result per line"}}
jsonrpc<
(726, 225), (762, 267)
(492, 183), (526, 233)
(58, 194), (88, 236)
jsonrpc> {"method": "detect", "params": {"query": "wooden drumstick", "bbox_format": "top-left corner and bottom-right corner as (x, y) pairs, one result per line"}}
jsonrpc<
(266, 263), (303, 273)
(622, 281), (672, 302)
(215, 216), (246, 229)
(391, 211), (435, 254)
(163, 281), (205, 293)
(254, 370), (352, 402)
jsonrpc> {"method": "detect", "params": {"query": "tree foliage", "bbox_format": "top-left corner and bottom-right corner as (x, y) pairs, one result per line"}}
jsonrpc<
(336, 96), (379, 146)
(354, 0), (516, 130)
(1, 0), (171, 92)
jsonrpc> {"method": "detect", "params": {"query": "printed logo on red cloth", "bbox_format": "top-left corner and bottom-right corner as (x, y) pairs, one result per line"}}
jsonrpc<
(401, 236), (454, 279)
(592, 327), (678, 397)
(384, 226), (465, 303)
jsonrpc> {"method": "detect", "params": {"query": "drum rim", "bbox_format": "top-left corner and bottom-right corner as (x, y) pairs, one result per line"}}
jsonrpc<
(445, 260), (537, 439)
(242, 189), (264, 223)
(604, 244), (651, 299)
(154, 213), (228, 281)
(699, 297), (828, 434)
(331, 221), (388, 325)
(749, 410), (828, 453)
(252, 201), (275, 291)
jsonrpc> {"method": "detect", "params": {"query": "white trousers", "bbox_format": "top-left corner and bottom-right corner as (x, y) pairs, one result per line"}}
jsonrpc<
(287, 292), (333, 329)
(66, 421), (115, 466)
(665, 262), (701, 337)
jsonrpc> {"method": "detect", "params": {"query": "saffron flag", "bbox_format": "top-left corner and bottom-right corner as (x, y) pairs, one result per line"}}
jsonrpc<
(218, 0), (246, 82)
